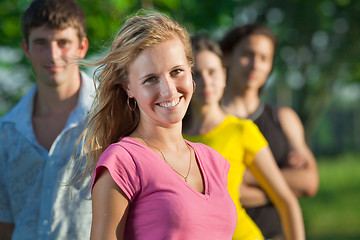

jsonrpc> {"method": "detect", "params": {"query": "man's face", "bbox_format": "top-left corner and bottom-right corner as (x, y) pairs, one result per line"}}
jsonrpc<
(22, 25), (88, 88)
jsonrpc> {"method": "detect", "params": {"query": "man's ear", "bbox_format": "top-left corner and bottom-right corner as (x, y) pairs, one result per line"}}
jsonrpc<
(79, 37), (89, 58)
(22, 39), (31, 60)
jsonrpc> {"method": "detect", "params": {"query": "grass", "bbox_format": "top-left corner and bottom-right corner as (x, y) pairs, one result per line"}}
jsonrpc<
(300, 153), (360, 240)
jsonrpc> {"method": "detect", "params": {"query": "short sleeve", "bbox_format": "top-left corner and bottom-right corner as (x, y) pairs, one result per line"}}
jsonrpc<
(92, 144), (141, 202)
(243, 120), (268, 166)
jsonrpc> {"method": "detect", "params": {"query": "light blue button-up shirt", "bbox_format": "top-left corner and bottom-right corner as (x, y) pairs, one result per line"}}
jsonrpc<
(0, 72), (94, 240)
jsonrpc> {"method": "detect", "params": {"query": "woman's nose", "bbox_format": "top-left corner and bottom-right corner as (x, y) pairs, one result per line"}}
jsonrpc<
(160, 76), (177, 96)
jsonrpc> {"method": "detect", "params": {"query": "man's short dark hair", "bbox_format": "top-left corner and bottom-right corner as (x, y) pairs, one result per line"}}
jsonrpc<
(22, 0), (86, 43)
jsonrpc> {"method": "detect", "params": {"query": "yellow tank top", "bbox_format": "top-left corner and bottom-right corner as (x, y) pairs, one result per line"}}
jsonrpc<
(184, 115), (268, 240)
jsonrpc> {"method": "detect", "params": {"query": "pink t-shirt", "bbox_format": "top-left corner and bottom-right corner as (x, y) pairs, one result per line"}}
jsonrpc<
(92, 137), (236, 240)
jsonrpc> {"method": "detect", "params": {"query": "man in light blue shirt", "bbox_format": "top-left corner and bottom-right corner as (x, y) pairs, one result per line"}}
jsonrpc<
(0, 0), (93, 239)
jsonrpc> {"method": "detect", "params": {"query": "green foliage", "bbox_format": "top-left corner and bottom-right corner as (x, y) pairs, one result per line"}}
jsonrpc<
(0, 2), (359, 237)
(77, 0), (141, 55)
(0, 0), (26, 48)
(300, 153), (360, 239)
(0, 0), (359, 154)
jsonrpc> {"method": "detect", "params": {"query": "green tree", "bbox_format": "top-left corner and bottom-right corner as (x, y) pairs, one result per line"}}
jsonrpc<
(1, 0), (359, 153)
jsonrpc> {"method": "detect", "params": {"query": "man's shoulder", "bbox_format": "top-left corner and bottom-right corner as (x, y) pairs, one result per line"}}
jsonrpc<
(78, 71), (95, 104)
(80, 71), (94, 91)
(0, 85), (36, 126)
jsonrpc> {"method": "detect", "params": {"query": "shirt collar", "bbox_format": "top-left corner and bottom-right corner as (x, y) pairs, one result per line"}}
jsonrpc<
(1, 71), (95, 136)
(66, 72), (95, 128)
(1, 84), (36, 137)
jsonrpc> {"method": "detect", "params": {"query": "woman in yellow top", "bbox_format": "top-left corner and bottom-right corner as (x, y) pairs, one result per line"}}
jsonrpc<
(183, 34), (305, 240)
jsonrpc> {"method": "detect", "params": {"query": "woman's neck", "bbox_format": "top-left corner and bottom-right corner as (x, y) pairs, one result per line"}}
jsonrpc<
(185, 103), (227, 136)
(221, 86), (261, 118)
(131, 121), (186, 151)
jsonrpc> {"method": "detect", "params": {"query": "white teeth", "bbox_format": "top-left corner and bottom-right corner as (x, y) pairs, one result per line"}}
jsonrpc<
(159, 98), (180, 108)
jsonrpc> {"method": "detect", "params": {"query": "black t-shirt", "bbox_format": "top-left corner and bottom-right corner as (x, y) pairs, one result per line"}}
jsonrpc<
(245, 102), (291, 239)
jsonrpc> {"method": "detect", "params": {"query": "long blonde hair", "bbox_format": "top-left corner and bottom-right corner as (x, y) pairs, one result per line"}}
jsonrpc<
(79, 10), (193, 177)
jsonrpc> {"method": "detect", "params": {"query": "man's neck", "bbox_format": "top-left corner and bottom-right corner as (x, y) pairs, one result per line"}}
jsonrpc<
(32, 74), (82, 151)
(34, 74), (81, 116)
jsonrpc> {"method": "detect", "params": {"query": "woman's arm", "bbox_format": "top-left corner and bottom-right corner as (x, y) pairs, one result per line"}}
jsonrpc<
(241, 107), (319, 200)
(91, 169), (130, 240)
(240, 170), (269, 207)
(278, 107), (319, 197)
(248, 146), (305, 240)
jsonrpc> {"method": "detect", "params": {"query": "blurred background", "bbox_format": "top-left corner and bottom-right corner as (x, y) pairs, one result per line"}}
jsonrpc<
(0, 0), (359, 239)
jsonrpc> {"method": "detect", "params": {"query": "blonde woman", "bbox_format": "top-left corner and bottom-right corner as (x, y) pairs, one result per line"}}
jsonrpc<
(80, 11), (236, 240)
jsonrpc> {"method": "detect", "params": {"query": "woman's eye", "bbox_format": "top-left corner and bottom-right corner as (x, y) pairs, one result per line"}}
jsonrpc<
(209, 69), (216, 76)
(144, 76), (157, 84)
(170, 69), (183, 77)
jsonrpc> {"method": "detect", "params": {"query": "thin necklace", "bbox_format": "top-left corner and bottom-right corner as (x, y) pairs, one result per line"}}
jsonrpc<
(140, 136), (192, 182)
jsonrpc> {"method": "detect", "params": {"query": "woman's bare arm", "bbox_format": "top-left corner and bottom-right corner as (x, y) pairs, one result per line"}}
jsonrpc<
(248, 147), (305, 240)
(91, 169), (130, 240)
(278, 107), (319, 197)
